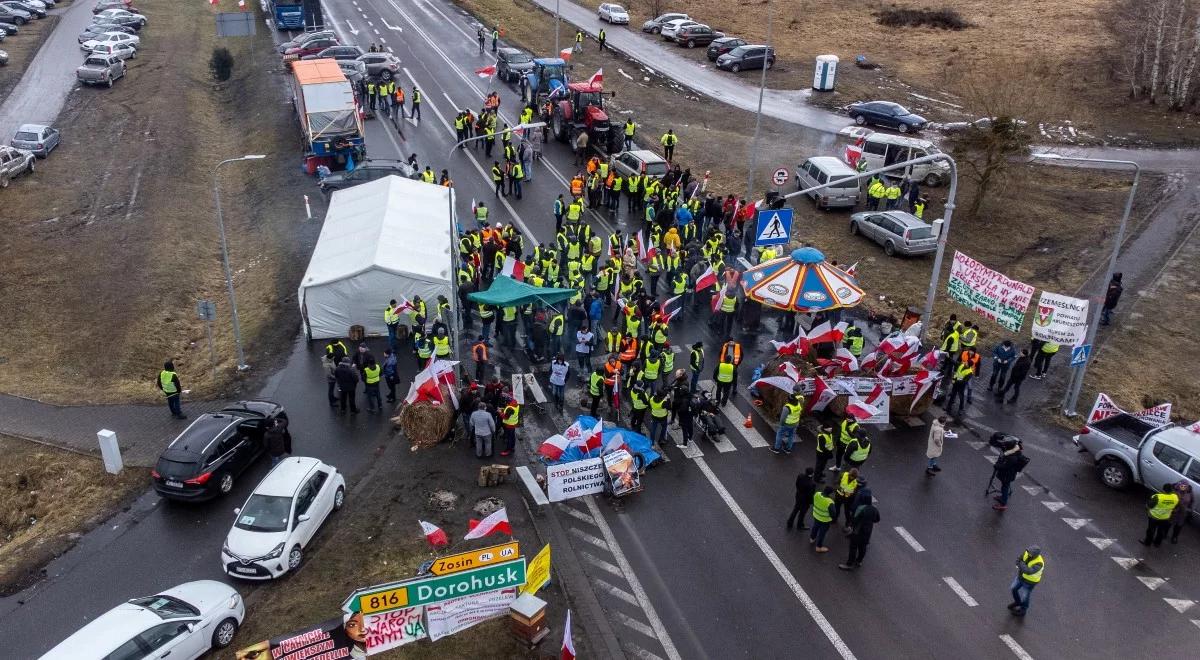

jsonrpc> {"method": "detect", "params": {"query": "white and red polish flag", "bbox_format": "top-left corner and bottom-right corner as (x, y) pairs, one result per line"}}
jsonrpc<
(587, 68), (603, 85)
(694, 263), (717, 292)
(501, 255), (526, 281)
(560, 610), (576, 660)
(474, 65), (497, 79)
(419, 520), (449, 548)
(464, 507), (512, 540)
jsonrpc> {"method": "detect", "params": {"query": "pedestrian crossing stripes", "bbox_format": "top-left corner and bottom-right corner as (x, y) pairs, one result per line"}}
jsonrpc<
(720, 402), (770, 448)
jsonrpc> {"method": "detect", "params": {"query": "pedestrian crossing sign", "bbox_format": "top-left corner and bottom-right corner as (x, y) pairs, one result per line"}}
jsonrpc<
(755, 208), (793, 246)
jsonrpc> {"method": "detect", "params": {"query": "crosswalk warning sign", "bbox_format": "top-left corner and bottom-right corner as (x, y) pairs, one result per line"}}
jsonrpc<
(755, 208), (793, 246)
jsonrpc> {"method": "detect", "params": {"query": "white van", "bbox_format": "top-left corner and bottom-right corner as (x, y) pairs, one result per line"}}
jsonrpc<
(794, 156), (861, 209)
(842, 127), (950, 186)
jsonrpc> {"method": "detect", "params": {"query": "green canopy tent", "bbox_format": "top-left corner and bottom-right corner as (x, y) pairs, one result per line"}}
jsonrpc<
(467, 275), (578, 308)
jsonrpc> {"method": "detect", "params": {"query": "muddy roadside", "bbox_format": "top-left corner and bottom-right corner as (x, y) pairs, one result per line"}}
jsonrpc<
(0, 4), (65, 101)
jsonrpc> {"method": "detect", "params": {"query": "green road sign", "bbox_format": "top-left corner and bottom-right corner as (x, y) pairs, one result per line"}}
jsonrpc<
(347, 557), (527, 614)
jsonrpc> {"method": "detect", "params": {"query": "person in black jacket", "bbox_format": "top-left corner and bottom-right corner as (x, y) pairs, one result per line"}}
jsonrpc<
(996, 349), (1031, 404)
(265, 418), (292, 465)
(992, 438), (1028, 511)
(334, 357), (361, 413)
(840, 488), (880, 569)
(1101, 272), (1123, 325)
(786, 468), (818, 531)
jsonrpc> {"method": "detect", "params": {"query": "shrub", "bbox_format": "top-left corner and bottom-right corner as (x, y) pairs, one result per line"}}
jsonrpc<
(209, 47), (234, 82)
(876, 8), (973, 30)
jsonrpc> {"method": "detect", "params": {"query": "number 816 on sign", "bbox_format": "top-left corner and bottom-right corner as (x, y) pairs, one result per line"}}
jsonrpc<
(361, 587), (409, 614)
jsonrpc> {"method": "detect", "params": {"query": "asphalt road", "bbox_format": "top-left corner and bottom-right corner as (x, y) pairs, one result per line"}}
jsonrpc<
(325, 1), (1200, 658)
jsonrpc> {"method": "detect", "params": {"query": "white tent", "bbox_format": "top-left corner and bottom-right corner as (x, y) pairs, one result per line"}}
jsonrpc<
(299, 176), (456, 340)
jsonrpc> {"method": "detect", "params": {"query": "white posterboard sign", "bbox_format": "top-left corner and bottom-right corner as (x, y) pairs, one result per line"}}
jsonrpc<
(425, 587), (517, 642)
(547, 457), (606, 502)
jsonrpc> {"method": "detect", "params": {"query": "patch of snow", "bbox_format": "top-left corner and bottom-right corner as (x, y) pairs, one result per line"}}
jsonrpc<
(909, 93), (963, 109)
(617, 68), (633, 80)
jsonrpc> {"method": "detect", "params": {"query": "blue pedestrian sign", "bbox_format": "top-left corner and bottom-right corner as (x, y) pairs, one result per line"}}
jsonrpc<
(1070, 344), (1091, 367)
(754, 208), (793, 246)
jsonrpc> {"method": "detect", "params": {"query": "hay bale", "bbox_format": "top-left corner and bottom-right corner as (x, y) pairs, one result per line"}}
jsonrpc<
(758, 355), (817, 420)
(392, 384), (456, 448)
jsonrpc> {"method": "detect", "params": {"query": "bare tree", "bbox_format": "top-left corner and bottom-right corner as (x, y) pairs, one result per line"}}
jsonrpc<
(1149, 0), (1170, 104)
(1178, 14), (1200, 107)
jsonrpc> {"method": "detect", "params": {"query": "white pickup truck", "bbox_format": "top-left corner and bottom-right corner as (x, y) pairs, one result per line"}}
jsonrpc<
(76, 53), (125, 87)
(1073, 413), (1199, 513)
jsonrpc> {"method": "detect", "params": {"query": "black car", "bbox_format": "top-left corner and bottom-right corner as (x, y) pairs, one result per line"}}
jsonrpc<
(301, 45), (365, 62)
(847, 101), (928, 133)
(673, 24), (724, 48)
(706, 36), (746, 61)
(277, 29), (335, 54)
(78, 22), (136, 43)
(152, 402), (287, 501)
(319, 161), (418, 195)
(496, 47), (533, 83)
(91, 12), (145, 29)
(715, 44), (775, 73)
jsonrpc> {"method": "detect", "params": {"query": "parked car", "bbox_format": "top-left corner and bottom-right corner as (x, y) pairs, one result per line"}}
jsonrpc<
(597, 3), (628, 24)
(673, 24), (724, 48)
(39, 581), (244, 660)
(76, 52), (125, 87)
(88, 41), (136, 60)
(849, 210), (936, 256)
(794, 156), (861, 209)
(716, 44), (774, 72)
(11, 123), (60, 157)
(0, 20), (16, 34)
(358, 51), (400, 80)
(641, 12), (688, 34)
(152, 401), (287, 501)
(221, 457), (346, 580)
(283, 36), (339, 59)
(495, 47), (533, 83)
(659, 18), (698, 41)
(277, 29), (335, 54)
(845, 127), (949, 186)
(337, 58), (366, 84)
(1, 1), (43, 19)
(79, 22), (136, 43)
(610, 149), (668, 181)
(706, 36), (746, 61)
(93, 0), (134, 12)
(319, 161), (418, 194)
(0, 5), (31, 25)
(847, 100), (927, 133)
(81, 31), (140, 52)
(301, 44), (363, 62)
(94, 8), (146, 28)
(1074, 414), (1200, 504)
(0, 144), (35, 186)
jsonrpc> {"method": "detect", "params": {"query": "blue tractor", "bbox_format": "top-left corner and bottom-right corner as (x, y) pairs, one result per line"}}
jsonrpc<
(522, 57), (569, 105)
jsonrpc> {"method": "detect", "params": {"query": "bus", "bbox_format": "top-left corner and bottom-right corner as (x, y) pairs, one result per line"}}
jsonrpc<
(270, 0), (304, 30)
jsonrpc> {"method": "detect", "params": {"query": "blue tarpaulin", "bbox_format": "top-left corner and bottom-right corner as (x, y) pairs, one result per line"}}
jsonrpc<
(542, 416), (663, 470)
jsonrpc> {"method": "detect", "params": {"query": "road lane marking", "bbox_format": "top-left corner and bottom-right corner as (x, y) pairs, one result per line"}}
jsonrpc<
(580, 550), (624, 578)
(582, 497), (682, 660)
(593, 576), (640, 606)
(1087, 537), (1115, 550)
(523, 373), (548, 404)
(999, 634), (1035, 660)
(612, 610), (658, 639)
(1061, 517), (1090, 530)
(697, 381), (741, 452)
(1111, 556), (1139, 569)
(568, 526), (609, 550)
(1021, 485), (1042, 496)
(720, 402), (769, 448)
(1041, 501), (1065, 512)
(893, 526), (925, 552)
(1137, 576), (1167, 590)
(1164, 598), (1195, 613)
(558, 504), (596, 526)
(693, 457), (856, 659)
(515, 466), (549, 505)
(942, 577), (978, 607)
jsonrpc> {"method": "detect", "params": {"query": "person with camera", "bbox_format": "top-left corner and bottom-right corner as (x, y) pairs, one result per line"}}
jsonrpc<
(991, 434), (1029, 511)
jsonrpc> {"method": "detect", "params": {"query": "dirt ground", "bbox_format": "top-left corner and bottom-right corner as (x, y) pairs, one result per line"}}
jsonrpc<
(593, 1), (1200, 146)
(1086, 224), (1200, 423)
(0, 434), (147, 595)
(233, 436), (584, 659)
(0, 4), (63, 101)
(0, 1), (322, 404)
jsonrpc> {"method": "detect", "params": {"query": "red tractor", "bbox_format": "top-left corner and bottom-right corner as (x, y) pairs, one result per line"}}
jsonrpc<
(550, 81), (622, 156)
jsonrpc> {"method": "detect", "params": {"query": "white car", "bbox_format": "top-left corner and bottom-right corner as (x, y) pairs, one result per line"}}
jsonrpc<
(39, 581), (244, 660)
(88, 41), (136, 60)
(598, 3), (628, 24)
(81, 31), (139, 52)
(659, 18), (699, 41)
(95, 8), (146, 24)
(221, 456), (345, 580)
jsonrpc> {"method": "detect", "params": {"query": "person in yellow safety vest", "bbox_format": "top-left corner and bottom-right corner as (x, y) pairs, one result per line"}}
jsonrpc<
(814, 424), (835, 477)
(758, 245), (778, 264)
(643, 352), (662, 385)
(1143, 483), (1181, 547)
(623, 119), (636, 150)
(843, 324), (864, 357)
(362, 358), (383, 412)
(715, 291), (737, 336)
(867, 178), (887, 210)
(432, 328), (451, 358)
(606, 328), (622, 354)
(510, 160), (525, 199)
(491, 161), (504, 196)
(884, 180), (902, 210)
(652, 322), (668, 346)
(157, 360), (185, 419)
(946, 358), (975, 416)
(626, 173), (641, 212)
(846, 432), (871, 468)
(384, 302), (401, 350)
(598, 160), (609, 180)
(589, 233), (602, 256)
(1009, 547), (1045, 616)
(914, 197), (926, 219)
(493, 249), (505, 275)
(960, 322), (978, 349)
(521, 106), (533, 126)
(648, 389), (671, 445)
(580, 253), (597, 280)
(548, 311), (565, 355)
(587, 367), (606, 417)
(625, 311), (642, 338)
(628, 381), (649, 433)
(660, 129), (678, 161)
(688, 342), (704, 391)
(774, 392), (806, 454)
(414, 334), (434, 369)
(836, 416), (860, 469)
(835, 467), (860, 530)
(566, 199), (583, 222)
(499, 305), (518, 348)
(1031, 340), (1059, 379)
(810, 485), (837, 552)
(597, 267), (612, 295)
(545, 259), (560, 282)
(940, 325), (961, 355)
(713, 357), (736, 407)
(500, 399), (520, 456)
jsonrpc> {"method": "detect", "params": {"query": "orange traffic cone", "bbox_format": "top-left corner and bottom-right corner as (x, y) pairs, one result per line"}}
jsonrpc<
(744, 414), (754, 428)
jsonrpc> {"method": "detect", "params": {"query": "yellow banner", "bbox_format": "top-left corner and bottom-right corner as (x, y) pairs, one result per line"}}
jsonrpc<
(521, 544), (551, 596)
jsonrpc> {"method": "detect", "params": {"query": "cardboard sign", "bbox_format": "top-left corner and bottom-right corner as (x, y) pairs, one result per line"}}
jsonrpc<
(425, 587), (518, 641)
(521, 544), (552, 596)
(547, 457), (606, 502)
(603, 449), (641, 496)
(947, 251), (1035, 331)
(364, 607), (427, 655)
(1032, 291), (1089, 345)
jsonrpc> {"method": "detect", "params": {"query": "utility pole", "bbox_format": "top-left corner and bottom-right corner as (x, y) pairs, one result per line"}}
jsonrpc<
(744, 0), (774, 230)
(213, 155), (267, 372)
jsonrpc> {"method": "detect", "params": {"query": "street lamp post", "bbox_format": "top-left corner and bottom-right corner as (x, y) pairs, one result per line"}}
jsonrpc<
(555, 0), (560, 54)
(781, 153), (958, 343)
(744, 0), (774, 212)
(1032, 153), (1140, 416)
(213, 155), (267, 372)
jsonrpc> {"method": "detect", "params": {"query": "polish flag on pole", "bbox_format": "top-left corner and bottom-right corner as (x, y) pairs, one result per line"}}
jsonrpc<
(559, 47), (574, 60)
(474, 65), (497, 79)
(844, 261), (859, 278)
(464, 507), (512, 540)
(864, 383), (886, 406)
(393, 294), (416, 315)
(659, 295), (682, 322)
(844, 135), (866, 168)
(602, 431), (629, 454)
(419, 521), (450, 548)
(587, 417), (605, 450)
(771, 331), (809, 356)
(910, 370), (936, 412)
(560, 610), (576, 660)
(587, 68), (603, 85)
(694, 264), (717, 292)
(845, 398), (879, 421)
(501, 255), (526, 281)
(808, 377), (837, 412)
(538, 434), (572, 461)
